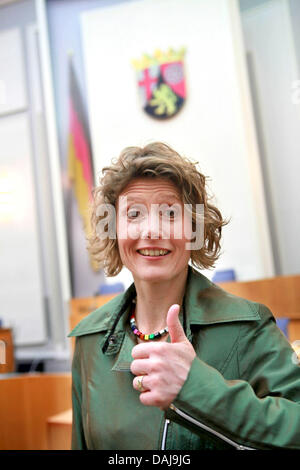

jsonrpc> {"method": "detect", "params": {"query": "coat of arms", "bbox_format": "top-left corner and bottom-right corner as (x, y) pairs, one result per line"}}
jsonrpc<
(132, 47), (186, 120)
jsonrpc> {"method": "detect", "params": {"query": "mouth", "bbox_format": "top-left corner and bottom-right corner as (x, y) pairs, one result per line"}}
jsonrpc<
(137, 248), (171, 258)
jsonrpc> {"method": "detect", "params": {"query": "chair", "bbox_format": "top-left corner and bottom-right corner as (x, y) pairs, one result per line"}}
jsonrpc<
(217, 274), (300, 343)
(69, 293), (120, 354)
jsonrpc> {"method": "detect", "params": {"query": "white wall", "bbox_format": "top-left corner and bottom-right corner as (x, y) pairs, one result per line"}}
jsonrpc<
(0, 21), (47, 345)
(240, 0), (300, 275)
(0, 112), (47, 345)
(0, 0), (71, 366)
(79, 0), (274, 287)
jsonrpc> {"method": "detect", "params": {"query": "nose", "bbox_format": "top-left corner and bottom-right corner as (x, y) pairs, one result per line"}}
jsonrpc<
(140, 209), (160, 239)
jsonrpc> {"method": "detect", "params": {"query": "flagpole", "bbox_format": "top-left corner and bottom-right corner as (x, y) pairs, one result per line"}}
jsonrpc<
(65, 175), (75, 299)
(66, 51), (75, 298)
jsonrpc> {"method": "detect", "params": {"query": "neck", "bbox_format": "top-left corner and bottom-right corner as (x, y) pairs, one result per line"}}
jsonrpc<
(132, 266), (188, 333)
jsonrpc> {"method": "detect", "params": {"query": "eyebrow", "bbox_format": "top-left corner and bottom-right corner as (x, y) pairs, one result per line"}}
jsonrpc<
(125, 194), (181, 203)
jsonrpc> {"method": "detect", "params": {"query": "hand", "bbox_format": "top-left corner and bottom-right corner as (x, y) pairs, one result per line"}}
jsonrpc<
(130, 304), (196, 410)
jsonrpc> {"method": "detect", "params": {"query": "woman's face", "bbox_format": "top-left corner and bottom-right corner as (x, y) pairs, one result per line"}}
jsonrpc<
(116, 177), (192, 283)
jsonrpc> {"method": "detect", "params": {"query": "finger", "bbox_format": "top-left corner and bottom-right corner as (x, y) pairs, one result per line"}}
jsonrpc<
(130, 358), (152, 376)
(139, 390), (161, 407)
(131, 343), (152, 359)
(167, 304), (187, 343)
(133, 375), (150, 392)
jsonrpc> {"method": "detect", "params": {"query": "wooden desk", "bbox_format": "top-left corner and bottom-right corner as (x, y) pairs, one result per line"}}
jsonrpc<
(47, 409), (72, 450)
(0, 373), (71, 450)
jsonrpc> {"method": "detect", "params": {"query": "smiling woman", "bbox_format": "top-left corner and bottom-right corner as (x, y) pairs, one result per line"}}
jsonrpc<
(88, 142), (226, 277)
(68, 142), (300, 450)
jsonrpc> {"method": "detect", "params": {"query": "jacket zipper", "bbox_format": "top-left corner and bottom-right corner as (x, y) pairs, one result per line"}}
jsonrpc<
(161, 418), (170, 450)
(169, 404), (255, 450)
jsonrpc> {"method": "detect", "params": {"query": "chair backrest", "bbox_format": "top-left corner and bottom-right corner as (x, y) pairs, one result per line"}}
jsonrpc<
(68, 294), (119, 353)
(217, 275), (300, 342)
(0, 328), (15, 373)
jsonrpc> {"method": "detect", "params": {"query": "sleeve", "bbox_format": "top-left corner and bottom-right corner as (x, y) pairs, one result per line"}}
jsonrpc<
(71, 336), (88, 450)
(165, 303), (300, 450)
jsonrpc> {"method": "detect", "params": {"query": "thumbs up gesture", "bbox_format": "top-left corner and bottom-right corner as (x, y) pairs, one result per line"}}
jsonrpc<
(131, 304), (196, 410)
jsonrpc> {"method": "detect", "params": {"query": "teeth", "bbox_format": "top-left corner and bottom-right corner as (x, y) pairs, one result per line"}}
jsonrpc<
(138, 249), (169, 256)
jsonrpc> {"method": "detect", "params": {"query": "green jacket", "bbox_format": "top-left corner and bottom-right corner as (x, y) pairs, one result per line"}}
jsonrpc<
(68, 265), (300, 450)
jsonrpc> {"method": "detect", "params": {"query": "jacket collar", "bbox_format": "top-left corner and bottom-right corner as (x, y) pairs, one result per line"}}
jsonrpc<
(68, 264), (260, 340)
(185, 265), (260, 325)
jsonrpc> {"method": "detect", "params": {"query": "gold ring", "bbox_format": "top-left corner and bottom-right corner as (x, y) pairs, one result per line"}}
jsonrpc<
(136, 375), (146, 392)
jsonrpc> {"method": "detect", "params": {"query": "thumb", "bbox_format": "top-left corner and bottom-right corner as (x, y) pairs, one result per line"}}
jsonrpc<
(167, 304), (187, 343)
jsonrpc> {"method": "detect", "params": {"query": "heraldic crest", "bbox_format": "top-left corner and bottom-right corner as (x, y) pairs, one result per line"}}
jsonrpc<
(132, 47), (186, 120)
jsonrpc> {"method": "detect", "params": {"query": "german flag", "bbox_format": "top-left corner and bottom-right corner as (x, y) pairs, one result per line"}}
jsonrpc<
(67, 56), (97, 271)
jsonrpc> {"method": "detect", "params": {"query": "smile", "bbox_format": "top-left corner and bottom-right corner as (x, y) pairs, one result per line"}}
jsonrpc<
(137, 249), (171, 257)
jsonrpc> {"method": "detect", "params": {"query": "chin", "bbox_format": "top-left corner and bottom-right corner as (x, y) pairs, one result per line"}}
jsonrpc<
(134, 267), (171, 282)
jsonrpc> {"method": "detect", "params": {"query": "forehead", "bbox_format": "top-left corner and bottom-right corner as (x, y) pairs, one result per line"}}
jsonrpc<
(119, 177), (181, 201)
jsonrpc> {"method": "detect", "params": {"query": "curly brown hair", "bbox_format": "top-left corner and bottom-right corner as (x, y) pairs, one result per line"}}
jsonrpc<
(87, 142), (228, 276)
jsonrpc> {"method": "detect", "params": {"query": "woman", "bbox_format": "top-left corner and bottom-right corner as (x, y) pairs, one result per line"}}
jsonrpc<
(68, 142), (300, 450)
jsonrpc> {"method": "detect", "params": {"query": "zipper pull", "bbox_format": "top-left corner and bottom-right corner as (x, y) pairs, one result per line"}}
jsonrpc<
(161, 418), (170, 450)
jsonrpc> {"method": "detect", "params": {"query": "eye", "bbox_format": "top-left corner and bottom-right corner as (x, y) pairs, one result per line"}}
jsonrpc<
(127, 209), (140, 219)
(166, 209), (175, 218)
(163, 207), (178, 219)
(126, 203), (147, 221)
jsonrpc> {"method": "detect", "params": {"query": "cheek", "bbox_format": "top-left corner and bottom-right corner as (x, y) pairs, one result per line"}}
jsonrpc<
(117, 214), (141, 241)
(117, 239), (125, 260)
(172, 218), (193, 256)
(116, 215), (126, 239)
(117, 217), (129, 241)
(183, 215), (193, 240)
(117, 241), (132, 267)
(117, 235), (136, 258)
(127, 223), (141, 240)
(171, 216), (192, 241)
